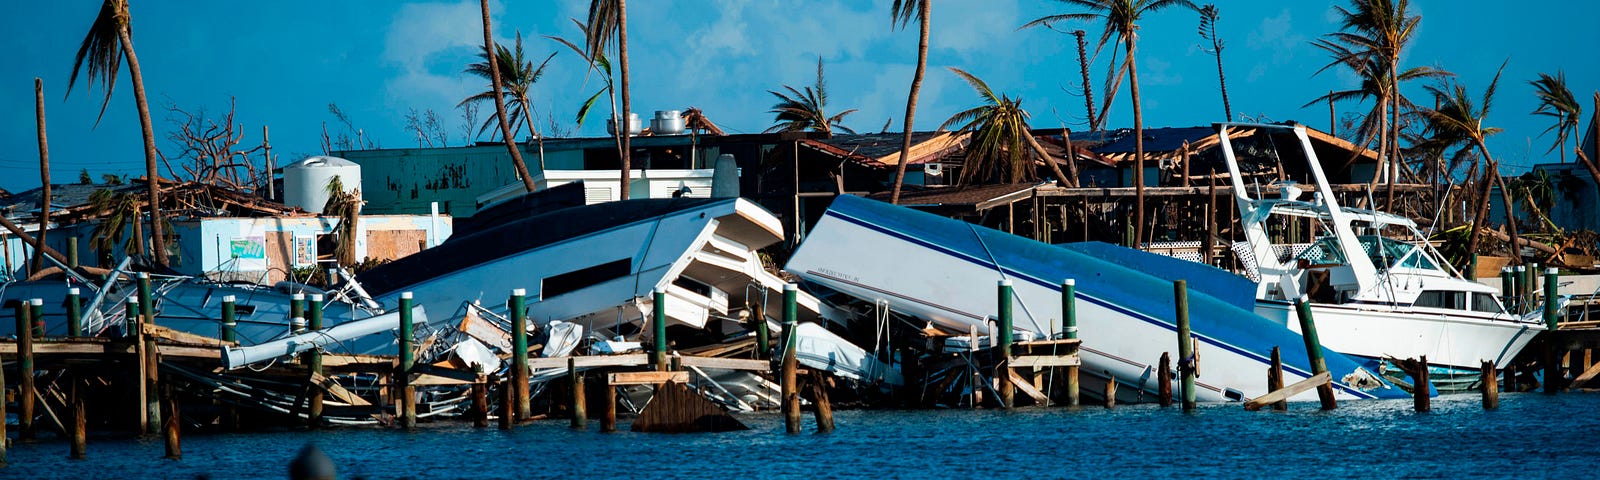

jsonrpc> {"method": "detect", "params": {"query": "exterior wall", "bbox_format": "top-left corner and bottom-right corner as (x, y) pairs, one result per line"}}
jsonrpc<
(338, 144), (559, 218)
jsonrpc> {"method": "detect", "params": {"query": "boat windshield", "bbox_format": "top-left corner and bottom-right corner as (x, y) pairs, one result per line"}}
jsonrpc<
(1356, 236), (1439, 271)
(1296, 236), (1440, 271)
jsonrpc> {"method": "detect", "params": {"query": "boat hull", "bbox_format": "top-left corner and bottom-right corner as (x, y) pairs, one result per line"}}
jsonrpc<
(787, 196), (1406, 403)
(1255, 299), (1542, 370)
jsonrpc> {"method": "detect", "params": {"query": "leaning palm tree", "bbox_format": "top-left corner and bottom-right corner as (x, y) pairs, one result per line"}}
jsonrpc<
(1313, 0), (1422, 211)
(888, 0), (932, 205)
(939, 68), (1073, 187)
(1419, 66), (1521, 265)
(549, 20), (618, 132)
(586, 0), (634, 200)
(67, 0), (169, 267)
(1305, 52), (1450, 186)
(86, 189), (142, 268)
(33, 78), (53, 276)
(764, 58), (858, 137)
(1197, 4), (1230, 121)
(1021, 0), (1196, 248)
(1530, 71), (1582, 163)
(478, 0), (537, 193)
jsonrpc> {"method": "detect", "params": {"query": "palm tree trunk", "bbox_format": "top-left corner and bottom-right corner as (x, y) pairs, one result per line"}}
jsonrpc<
(117, 18), (167, 267)
(32, 78), (52, 276)
(617, 1), (633, 201)
(1480, 141), (1521, 263)
(1127, 37), (1145, 249)
(1026, 130), (1072, 188)
(1214, 44), (1231, 121)
(889, 1), (930, 205)
(480, 0), (537, 193)
(520, 98), (546, 171)
(1075, 30), (1097, 131)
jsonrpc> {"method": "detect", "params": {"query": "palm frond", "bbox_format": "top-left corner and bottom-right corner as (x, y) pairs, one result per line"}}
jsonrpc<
(66, 0), (126, 125)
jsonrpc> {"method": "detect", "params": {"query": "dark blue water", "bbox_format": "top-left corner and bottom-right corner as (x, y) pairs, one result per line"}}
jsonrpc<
(4, 392), (1594, 479)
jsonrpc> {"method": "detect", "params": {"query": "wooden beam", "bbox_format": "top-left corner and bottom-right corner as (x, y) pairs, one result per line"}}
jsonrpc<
(528, 354), (649, 369)
(677, 356), (770, 371)
(1567, 360), (1600, 389)
(1009, 354), (1080, 368)
(1006, 369), (1051, 406)
(608, 371), (690, 385)
(310, 372), (372, 407)
(1244, 371), (1331, 411)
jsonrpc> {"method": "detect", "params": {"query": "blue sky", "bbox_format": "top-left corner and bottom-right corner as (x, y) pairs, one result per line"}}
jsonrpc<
(2, 1), (1596, 194)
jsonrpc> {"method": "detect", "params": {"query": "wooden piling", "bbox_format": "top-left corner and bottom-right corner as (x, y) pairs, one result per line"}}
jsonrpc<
(782, 283), (801, 434)
(1175, 281), (1196, 412)
(1062, 279), (1079, 407)
(1158, 352), (1173, 407)
(509, 289), (530, 421)
(569, 358), (586, 430)
(66, 287), (81, 338)
(220, 295), (237, 344)
(810, 370), (834, 433)
(163, 392), (180, 460)
(652, 287), (669, 372)
(128, 295), (148, 434)
(67, 237), (78, 269)
(1269, 347), (1286, 411)
(1544, 268), (1561, 394)
(471, 378), (489, 428)
(71, 394), (86, 460)
(1104, 374), (1116, 408)
(29, 298), (43, 339)
(754, 302), (770, 360)
(398, 292), (416, 429)
(0, 326), (6, 467)
(1293, 296), (1338, 410)
(306, 294), (325, 427)
(498, 379), (513, 430)
(601, 375), (617, 433)
(137, 275), (160, 436)
(997, 279), (1014, 409)
(18, 299), (37, 440)
(1413, 356), (1431, 412)
(1481, 360), (1499, 410)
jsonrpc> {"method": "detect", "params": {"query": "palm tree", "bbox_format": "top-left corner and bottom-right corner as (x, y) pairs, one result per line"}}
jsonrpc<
(323, 177), (362, 267)
(67, 0), (169, 267)
(1313, 0), (1422, 211)
(1022, 0), (1196, 248)
(461, 32), (556, 144)
(1419, 66), (1521, 265)
(1197, 4), (1230, 121)
(888, 0), (931, 205)
(939, 68), (1073, 187)
(86, 189), (142, 267)
(549, 20), (616, 131)
(1530, 71), (1582, 163)
(586, 0), (634, 200)
(1304, 52), (1450, 178)
(33, 78), (53, 276)
(478, 0), (537, 193)
(765, 58), (859, 137)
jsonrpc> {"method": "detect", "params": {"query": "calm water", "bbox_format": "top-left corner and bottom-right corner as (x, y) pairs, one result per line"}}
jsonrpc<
(4, 392), (1595, 479)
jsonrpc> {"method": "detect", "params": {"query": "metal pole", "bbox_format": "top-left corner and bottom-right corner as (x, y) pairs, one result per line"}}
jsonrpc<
(510, 288), (530, 421)
(1175, 281), (1196, 411)
(66, 287), (81, 338)
(653, 287), (669, 371)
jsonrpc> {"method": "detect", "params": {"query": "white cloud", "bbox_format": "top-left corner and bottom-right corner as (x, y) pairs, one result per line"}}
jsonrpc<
(1245, 8), (1305, 82)
(381, 0), (498, 108)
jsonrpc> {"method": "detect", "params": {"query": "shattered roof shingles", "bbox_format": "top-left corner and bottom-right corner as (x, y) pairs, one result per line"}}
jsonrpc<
(0, 183), (142, 213)
(865, 182), (1038, 207)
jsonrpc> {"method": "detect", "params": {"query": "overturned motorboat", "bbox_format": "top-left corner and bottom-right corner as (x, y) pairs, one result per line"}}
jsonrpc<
(787, 195), (1407, 403)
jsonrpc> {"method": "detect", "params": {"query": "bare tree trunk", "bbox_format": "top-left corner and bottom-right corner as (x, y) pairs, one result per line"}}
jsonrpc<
(617, 1), (633, 201)
(1026, 130), (1072, 188)
(1075, 30), (1097, 131)
(117, 16), (167, 267)
(889, 0), (930, 205)
(1127, 37), (1145, 249)
(1214, 42), (1231, 121)
(32, 78), (52, 276)
(480, 0), (536, 193)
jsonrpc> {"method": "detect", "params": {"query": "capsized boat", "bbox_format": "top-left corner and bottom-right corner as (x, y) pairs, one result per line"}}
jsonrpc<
(1215, 122), (1545, 387)
(786, 194), (1406, 402)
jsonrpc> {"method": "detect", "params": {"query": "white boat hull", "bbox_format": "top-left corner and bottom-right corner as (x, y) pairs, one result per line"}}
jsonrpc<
(1255, 300), (1542, 370)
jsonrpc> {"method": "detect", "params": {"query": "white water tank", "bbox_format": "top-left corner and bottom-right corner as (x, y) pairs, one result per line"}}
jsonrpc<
(606, 113), (642, 136)
(283, 156), (361, 214)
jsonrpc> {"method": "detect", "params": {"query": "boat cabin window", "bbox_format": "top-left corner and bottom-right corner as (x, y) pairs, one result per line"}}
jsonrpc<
(1414, 290), (1503, 314)
(541, 258), (632, 299)
(1296, 238), (1349, 266)
(1414, 290), (1466, 310)
(1358, 236), (1439, 271)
